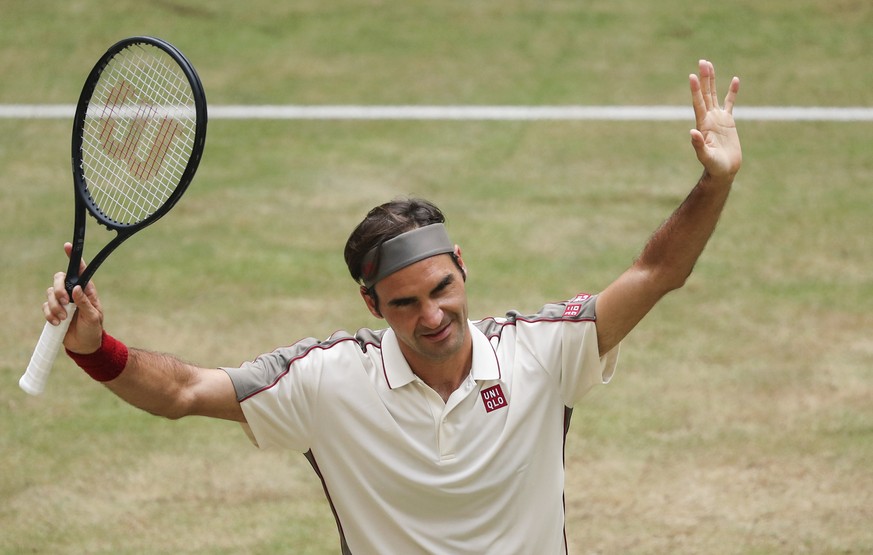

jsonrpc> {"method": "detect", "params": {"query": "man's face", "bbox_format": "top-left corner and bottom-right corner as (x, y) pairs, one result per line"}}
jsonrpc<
(364, 250), (470, 369)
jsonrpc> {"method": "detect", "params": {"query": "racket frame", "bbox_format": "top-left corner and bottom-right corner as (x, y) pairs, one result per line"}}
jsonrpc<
(65, 36), (208, 295)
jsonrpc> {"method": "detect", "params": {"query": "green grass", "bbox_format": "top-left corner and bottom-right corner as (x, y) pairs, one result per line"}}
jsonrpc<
(2, 1), (872, 553)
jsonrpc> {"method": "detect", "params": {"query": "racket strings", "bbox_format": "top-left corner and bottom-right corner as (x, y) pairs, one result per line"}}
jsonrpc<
(80, 43), (199, 225)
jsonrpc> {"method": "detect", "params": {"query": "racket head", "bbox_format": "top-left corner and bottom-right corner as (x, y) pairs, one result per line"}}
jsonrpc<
(71, 36), (207, 232)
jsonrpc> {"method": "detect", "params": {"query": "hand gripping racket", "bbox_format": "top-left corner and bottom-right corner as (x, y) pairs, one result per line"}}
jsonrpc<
(20, 36), (207, 395)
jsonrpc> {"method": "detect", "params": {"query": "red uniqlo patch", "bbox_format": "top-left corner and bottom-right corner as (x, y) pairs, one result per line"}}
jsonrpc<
(562, 293), (591, 317)
(480, 385), (508, 413)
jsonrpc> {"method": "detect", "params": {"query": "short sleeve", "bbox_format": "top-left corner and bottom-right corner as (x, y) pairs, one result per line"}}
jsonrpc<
(513, 293), (620, 407)
(221, 339), (323, 451)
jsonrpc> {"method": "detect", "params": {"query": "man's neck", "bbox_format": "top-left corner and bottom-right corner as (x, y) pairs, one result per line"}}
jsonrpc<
(403, 343), (473, 403)
(418, 365), (471, 403)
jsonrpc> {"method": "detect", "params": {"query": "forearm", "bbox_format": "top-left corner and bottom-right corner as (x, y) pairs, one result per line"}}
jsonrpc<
(594, 171), (734, 354)
(65, 331), (208, 420)
(635, 170), (733, 292)
(64, 324), (244, 422)
(100, 348), (202, 420)
(593, 60), (741, 355)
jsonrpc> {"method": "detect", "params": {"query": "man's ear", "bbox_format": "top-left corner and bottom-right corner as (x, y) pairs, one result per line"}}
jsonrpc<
(360, 286), (383, 318)
(454, 245), (467, 280)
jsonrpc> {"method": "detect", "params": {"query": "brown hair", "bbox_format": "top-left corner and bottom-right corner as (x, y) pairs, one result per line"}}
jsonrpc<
(344, 197), (446, 285)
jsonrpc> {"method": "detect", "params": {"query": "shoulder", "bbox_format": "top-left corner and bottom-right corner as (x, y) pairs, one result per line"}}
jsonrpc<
(474, 293), (598, 337)
(223, 327), (388, 402)
(265, 327), (387, 364)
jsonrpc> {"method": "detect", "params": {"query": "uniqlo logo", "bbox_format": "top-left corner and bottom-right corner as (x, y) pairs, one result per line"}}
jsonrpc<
(562, 293), (591, 317)
(480, 385), (507, 413)
(563, 303), (583, 317)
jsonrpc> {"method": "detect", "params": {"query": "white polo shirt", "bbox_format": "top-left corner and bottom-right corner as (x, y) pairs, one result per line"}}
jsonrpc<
(223, 293), (619, 554)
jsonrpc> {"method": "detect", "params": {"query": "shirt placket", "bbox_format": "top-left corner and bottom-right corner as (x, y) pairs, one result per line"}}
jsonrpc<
(419, 375), (478, 462)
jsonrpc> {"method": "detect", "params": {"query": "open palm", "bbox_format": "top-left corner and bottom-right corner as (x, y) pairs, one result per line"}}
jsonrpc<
(690, 60), (742, 179)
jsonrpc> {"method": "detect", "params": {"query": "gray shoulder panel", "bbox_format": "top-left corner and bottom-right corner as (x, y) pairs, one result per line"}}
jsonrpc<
(221, 328), (386, 402)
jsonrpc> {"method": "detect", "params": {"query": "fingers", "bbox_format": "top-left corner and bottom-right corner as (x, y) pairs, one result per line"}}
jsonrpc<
(687, 59), (743, 179)
(706, 60), (718, 109)
(724, 76), (740, 114)
(44, 243), (97, 326)
(689, 59), (715, 124)
(690, 60), (741, 119)
(696, 59), (718, 110)
(689, 72), (706, 125)
(64, 241), (89, 276)
(44, 272), (69, 326)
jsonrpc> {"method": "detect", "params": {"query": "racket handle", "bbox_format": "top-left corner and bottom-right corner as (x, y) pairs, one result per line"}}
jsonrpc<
(20, 303), (77, 396)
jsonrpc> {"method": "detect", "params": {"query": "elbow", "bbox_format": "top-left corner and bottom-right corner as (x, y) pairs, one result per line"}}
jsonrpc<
(632, 248), (684, 291)
(160, 407), (188, 421)
(162, 389), (197, 420)
(638, 262), (693, 298)
(141, 402), (188, 421)
(664, 268), (693, 293)
(138, 388), (195, 421)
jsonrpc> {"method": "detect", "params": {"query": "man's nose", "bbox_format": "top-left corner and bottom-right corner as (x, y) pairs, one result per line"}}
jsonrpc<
(420, 300), (444, 328)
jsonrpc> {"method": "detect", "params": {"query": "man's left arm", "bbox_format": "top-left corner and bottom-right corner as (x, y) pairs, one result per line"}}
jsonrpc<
(594, 59), (742, 356)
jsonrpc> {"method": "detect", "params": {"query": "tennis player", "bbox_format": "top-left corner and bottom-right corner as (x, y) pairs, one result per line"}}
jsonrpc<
(43, 59), (741, 553)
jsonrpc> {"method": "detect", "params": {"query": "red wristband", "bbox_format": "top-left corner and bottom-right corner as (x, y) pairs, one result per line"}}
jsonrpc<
(66, 330), (129, 382)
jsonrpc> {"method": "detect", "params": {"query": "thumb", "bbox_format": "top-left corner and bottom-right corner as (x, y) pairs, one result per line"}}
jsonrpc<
(64, 242), (98, 298)
(689, 129), (708, 163)
(71, 285), (101, 325)
(69, 285), (104, 353)
(690, 128), (705, 150)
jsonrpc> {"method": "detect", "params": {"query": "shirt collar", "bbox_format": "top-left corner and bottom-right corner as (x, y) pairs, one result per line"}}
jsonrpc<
(381, 321), (500, 390)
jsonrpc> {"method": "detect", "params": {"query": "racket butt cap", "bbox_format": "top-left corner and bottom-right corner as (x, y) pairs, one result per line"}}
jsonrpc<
(19, 373), (46, 396)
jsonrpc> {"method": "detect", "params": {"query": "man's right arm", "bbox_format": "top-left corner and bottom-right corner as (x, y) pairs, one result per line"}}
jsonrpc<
(45, 243), (245, 423)
(104, 345), (244, 422)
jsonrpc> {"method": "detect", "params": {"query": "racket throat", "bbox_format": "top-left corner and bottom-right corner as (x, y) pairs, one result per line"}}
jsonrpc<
(65, 194), (89, 296)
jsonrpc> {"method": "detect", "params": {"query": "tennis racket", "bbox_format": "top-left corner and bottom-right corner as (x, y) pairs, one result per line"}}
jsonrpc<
(20, 36), (207, 395)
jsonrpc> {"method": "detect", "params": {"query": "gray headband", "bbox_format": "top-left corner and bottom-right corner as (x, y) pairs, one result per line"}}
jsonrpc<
(361, 223), (454, 288)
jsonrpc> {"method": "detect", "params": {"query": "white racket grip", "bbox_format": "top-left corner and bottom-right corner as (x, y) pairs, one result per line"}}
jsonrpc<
(20, 303), (77, 395)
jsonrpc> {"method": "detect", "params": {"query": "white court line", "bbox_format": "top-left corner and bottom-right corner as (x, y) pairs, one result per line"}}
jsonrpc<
(1, 104), (872, 121)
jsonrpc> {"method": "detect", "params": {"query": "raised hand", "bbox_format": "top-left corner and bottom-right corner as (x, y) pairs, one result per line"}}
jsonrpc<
(689, 60), (742, 180)
(44, 242), (104, 354)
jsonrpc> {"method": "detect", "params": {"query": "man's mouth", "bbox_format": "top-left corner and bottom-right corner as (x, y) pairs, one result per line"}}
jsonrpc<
(421, 322), (452, 342)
